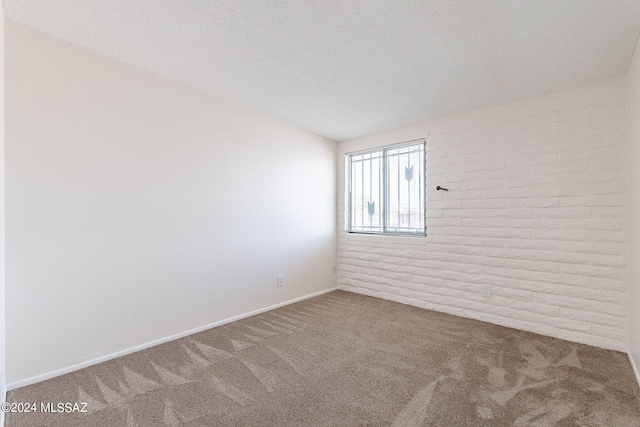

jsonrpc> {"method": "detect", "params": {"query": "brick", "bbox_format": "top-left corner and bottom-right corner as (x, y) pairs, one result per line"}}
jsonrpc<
(379, 270), (412, 282)
(590, 206), (625, 218)
(505, 145), (532, 159)
(463, 267), (508, 286)
(505, 218), (561, 229)
(589, 132), (623, 148)
(557, 263), (623, 281)
(493, 287), (532, 301)
(506, 198), (559, 208)
(339, 258), (369, 268)
(483, 267), (558, 284)
(483, 247), (530, 260)
(560, 194), (624, 207)
(529, 138), (580, 156)
(532, 293), (622, 315)
(484, 304), (534, 322)
(460, 178), (504, 191)
(588, 217), (624, 231)
(533, 116), (590, 135)
(505, 238), (554, 251)
(507, 111), (560, 129)
(589, 254), (624, 268)
(586, 277), (625, 292)
(427, 218), (462, 227)
(559, 99), (623, 120)
(373, 255), (422, 268)
(530, 229), (590, 241)
(505, 259), (558, 273)
(535, 161), (590, 176)
(589, 157), (624, 171)
(506, 298), (561, 316)
(590, 325), (626, 342)
(560, 171), (622, 185)
(429, 243), (484, 256)
(559, 307), (624, 328)
(462, 121), (506, 138)
(410, 268), (463, 283)
(505, 175), (558, 189)
(483, 228), (531, 239)
(590, 231), (625, 243)
(590, 106), (624, 130)
(591, 181), (625, 195)
(531, 184), (591, 198)
(462, 158), (505, 173)
(529, 313), (592, 334)
(509, 152), (555, 166)
(558, 286), (625, 304)
(561, 217), (625, 231)
(533, 207), (590, 218)
(529, 250), (590, 265)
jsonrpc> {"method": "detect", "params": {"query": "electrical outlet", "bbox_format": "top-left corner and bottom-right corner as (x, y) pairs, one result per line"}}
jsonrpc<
(481, 285), (491, 298)
(333, 265), (337, 274)
(277, 275), (284, 287)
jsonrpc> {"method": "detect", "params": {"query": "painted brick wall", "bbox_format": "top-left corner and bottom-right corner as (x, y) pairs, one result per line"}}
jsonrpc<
(337, 80), (627, 351)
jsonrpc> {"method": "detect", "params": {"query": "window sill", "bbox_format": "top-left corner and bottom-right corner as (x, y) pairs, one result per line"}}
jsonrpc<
(346, 230), (426, 237)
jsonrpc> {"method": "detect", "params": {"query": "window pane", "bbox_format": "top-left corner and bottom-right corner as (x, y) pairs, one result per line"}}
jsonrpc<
(349, 151), (383, 232)
(386, 144), (424, 233)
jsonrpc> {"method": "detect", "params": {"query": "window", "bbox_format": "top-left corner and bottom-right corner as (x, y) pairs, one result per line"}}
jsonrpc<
(346, 139), (425, 234)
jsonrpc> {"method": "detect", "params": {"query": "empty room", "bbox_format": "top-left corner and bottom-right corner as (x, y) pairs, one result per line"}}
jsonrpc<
(1, 1), (640, 426)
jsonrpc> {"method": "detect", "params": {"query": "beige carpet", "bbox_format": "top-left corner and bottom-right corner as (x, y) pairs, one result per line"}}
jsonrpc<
(5, 290), (640, 426)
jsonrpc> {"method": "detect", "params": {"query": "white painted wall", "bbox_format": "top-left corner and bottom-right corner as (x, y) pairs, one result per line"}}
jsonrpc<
(0, 14), (7, 426)
(627, 34), (640, 384)
(4, 22), (337, 386)
(338, 78), (627, 351)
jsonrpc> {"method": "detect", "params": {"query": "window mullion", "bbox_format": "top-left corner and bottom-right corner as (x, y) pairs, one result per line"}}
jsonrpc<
(383, 149), (388, 233)
(397, 149), (400, 231)
(422, 143), (426, 234)
(347, 155), (352, 231)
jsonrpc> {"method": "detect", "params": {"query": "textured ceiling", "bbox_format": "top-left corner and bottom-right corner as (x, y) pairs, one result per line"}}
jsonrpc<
(4, 1), (640, 141)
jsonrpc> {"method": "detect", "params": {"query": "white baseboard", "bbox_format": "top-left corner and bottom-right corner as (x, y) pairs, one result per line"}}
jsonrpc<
(629, 351), (640, 392)
(7, 287), (338, 391)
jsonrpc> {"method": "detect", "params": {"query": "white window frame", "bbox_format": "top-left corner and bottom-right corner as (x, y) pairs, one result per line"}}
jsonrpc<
(346, 139), (426, 235)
